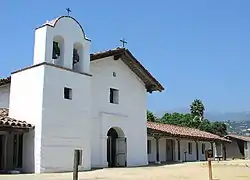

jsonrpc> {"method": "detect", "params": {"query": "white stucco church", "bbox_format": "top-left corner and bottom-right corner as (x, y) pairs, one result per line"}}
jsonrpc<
(0, 16), (164, 173)
(0, 15), (231, 174)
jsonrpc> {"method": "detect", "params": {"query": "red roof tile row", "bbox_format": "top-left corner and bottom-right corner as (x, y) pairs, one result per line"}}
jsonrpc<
(147, 122), (230, 142)
(226, 134), (250, 142)
(0, 108), (34, 129)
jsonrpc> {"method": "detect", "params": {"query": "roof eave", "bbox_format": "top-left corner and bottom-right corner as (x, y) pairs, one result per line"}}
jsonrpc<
(123, 50), (165, 92)
(148, 127), (229, 142)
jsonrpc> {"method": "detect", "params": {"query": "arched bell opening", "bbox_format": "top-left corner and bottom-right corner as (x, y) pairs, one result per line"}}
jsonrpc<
(72, 42), (83, 72)
(107, 127), (127, 167)
(52, 35), (64, 66)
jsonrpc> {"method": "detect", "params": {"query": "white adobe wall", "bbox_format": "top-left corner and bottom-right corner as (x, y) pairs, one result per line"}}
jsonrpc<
(244, 142), (249, 159)
(41, 66), (91, 172)
(39, 65), (92, 172)
(9, 64), (92, 173)
(247, 142), (250, 159)
(197, 141), (211, 161)
(9, 65), (45, 173)
(147, 136), (156, 162)
(225, 140), (243, 159)
(147, 136), (211, 162)
(175, 139), (211, 161)
(90, 56), (148, 167)
(0, 84), (10, 108)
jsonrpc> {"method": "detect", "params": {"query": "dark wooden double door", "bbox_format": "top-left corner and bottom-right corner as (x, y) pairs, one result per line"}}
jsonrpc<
(165, 139), (174, 161)
(107, 128), (127, 167)
(0, 134), (23, 171)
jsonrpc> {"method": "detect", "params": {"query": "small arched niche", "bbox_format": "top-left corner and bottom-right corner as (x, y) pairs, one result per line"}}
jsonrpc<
(72, 42), (83, 72)
(52, 35), (64, 66)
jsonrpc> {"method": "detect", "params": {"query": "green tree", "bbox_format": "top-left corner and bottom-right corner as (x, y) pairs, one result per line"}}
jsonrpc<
(198, 119), (213, 133)
(190, 99), (205, 120)
(161, 112), (183, 125)
(160, 112), (195, 127)
(210, 121), (228, 136)
(147, 110), (157, 122)
(149, 99), (228, 137)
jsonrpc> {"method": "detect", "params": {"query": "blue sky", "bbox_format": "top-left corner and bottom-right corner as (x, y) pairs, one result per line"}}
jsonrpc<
(1, 1), (250, 113)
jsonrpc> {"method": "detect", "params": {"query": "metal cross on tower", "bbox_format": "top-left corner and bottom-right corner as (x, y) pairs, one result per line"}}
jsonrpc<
(120, 38), (127, 47)
(66, 8), (72, 16)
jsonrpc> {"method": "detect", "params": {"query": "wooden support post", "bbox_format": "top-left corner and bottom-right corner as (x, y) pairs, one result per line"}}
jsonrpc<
(73, 149), (80, 180)
(15, 134), (19, 168)
(3, 134), (8, 171)
(155, 137), (160, 164)
(222, 143), (226, 160)
(208, 159), (212, 180)
(205, 149), (213, 180)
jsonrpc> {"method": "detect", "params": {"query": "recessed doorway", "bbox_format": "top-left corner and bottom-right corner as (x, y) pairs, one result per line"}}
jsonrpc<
(107, 127), (127, 167)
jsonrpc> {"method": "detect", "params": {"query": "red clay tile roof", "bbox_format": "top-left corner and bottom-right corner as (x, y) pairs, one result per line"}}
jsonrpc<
(147, 122), (230, 142)
(0, 48), (164, 92)
(0, 108), (34, 129)
(226, 134), (250, 142)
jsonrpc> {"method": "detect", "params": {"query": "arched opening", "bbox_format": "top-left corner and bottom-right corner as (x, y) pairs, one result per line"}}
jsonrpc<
(107, 127), (127, 167)
(52, 35), (64, 66)
(72, 42), (83, 72)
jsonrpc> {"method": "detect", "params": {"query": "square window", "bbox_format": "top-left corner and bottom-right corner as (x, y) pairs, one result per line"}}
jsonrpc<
(110, 88), (119, 104)
(64, 87), (72, 100)
(188, 142), (192, 154)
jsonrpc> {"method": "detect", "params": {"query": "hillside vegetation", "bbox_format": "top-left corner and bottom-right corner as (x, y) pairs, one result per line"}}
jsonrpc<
(148, 99), (227, 137)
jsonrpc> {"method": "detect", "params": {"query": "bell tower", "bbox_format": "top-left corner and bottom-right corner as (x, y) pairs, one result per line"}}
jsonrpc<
(9, 16), (92, 173)
(33, 16), (91, 74)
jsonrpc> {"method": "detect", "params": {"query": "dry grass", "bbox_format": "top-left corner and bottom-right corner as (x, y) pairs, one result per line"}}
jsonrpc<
(1, 160), (250, 180)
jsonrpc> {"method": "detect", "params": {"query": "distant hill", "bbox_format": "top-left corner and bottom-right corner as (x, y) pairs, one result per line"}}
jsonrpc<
(224, 120), (250, 135)
(155, 108), (250, 135)
(156, 108), (250, 122)
(205, 112), (250, 122)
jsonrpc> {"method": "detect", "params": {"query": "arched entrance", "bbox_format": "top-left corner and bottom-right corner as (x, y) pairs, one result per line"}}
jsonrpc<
(107, 127), (127, 167)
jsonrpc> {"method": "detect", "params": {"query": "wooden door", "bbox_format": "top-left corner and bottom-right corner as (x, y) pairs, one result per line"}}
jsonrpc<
(166, 139), (174, 161)
(116, 137), (127, 167)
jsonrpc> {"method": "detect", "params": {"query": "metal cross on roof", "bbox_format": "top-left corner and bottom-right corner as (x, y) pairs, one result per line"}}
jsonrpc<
(120, 38), (127, 47)
(66, 8), (72, 16)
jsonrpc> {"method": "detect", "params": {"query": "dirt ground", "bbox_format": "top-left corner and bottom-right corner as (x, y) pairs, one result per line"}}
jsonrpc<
(1, 160), (250, 180)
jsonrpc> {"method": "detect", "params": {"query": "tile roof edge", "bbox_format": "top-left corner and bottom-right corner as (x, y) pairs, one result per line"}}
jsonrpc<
(147, 121), (230, 142)
(0, 108), (34, 129)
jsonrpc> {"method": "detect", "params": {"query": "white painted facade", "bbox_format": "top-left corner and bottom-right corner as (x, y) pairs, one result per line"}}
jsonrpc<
(0, 84), (10, 108)
(246, 142), (250, 159)
(0, 16), (148, 173)
(224, 136), (250, 160)
(90, 56), (148, 167)
(147, 136), (212, 163)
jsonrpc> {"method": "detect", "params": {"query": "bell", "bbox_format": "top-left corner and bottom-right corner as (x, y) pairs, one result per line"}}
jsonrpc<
(52, 41), (60, 59)
(73, 48), (79, 63)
